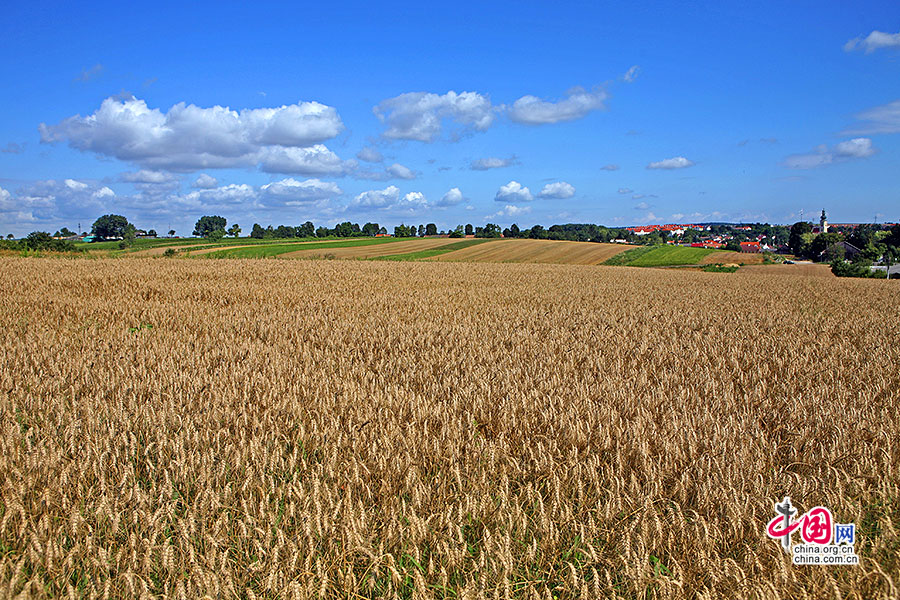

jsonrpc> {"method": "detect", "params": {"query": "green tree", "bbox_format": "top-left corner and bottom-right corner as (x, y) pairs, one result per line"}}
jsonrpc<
(315, 226), (330, 238)
(417, 224), (425, 237)
(425, 223), (438, 236)
(227, 224), (241, 237)
(464, 224), (473, 236)
(509, 223), (520, 238)
(168, 229), (176, 237)
(92, 214), (133, 239)
(362, 222), (380, 236)
(250, 223), (266, 239)
(193, 215), (227, 238)
(449, 225), (464, 238)
(147, 229), (157, 237)
(724, 240), (741, 252)
(299, 221), (315, 237)
(809, 232), (843, 261)
(788, 221), (812, 257)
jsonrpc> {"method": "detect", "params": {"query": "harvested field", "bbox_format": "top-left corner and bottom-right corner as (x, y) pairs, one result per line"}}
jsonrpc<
(1, 258), (897, 599)
(428, 238), (628, 264)
(280, 237), (465, 260)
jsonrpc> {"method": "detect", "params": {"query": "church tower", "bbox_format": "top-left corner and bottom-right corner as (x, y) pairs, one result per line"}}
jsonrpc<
(820, 209), (828, 233)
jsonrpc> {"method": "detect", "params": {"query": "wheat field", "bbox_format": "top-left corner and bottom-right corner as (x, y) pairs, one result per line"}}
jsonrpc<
(1, 257), (898, 599)
(427, 240), (628, 265)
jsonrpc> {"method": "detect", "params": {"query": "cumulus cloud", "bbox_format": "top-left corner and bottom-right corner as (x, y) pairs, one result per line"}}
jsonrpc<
(634, 201), (651, 210)
(259, 145), (354, 175)
(39, 95), (346, 173)
(843, 100), (900, 135)
(435, 187), (465, 207)
(92, 187), (115, 200)
(470, 156), (517, 170)
(617, 187), (633, 194)
(351, 185), (401, 208)
(485, 204), (531, 220)
(494, 181), (533, 203)
(356, 146), (384, 162)
(64, 179), (88, 191)
(784, 138), (877, 169)
(386, 163), (417, 180)
(373, 91), (495, 142)
(647, 156), (695, 169)
(259, 178), (342, 203)
(844, 30), (900, 53)
(121, 170), (178, 184)
(538, 181), (575, 199)
(600, 164), (619, 171)
(184, 183), (256, 205)
(508, 86), (608, 125)
(191, 174), (218, 189)
(623, 65), (640, 82)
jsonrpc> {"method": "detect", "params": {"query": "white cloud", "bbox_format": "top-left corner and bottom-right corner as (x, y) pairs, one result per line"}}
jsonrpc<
(600, 164), (619, 171)
(509, 86), (608, 125)
(647, 156), (695, 170)
(260, 178), (342, 203)
(121, 170), (178, 184)
(92, 187), (115, 200)
(470, 156), (516, 170)
(435, 187), (465, 207)
(494, 180), (533, 203)
(191, 173), (218, 189)
(40, 95), (345, 172)
(352, 185), (401, 208)
(623, 65), (640, 82)
(617, 187), (633, 194)
(634, 201), (651, 210)
(373, 91), (495, 142)
(184, 183), (256, 206)
(259, 145), (354, 175)
(386, 163), (417, 180)
(784, 137), (877, 169)
(398, 191), (428, 209)
(538, 181), (575, 199)
(356, 146), (384, 162)
(843, 100), (900, 135)
(844, 30), (900, 53)
(64, 179), (88, 191)
(503, 204), (530, 216)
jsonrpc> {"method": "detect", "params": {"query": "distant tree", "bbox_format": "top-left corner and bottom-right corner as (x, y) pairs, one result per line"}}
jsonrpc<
(207, 229), (226, 242)
(92, 214), (133, 239)
(417, 224), (425, 237)
(25, 231), (53, 249)
(168, 229), (176, 237)
(6, 234), (12, 240)
(378, 226), (387, 235)
(193, 215), (227, 238)
(362, 222), (380, 237)
(448, 225), (464, 238)
(509, 223), (520, 238)
(725, 240), (741, 252)
(809, 232), (844, 261)
(315, 226), (330, 238)
(465, 224), (473, 236)
(227, 224), (241, 237)
(250, 223), (266, 239)
(788, 221), (813, 257)
(57, 227), (76, 237)
(529, 224), (545, 239)
(885, 224), (900, 249)
(299, 221), (315, 238)
(335, 222), (355, 237)
(275, 225), (294, 238)
(483, 223), (501, 238)
(425, 223), (438, 236)
(147, 229), (157, 237)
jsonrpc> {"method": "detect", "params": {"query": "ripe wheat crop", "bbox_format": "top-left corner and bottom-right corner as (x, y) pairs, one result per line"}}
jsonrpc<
(0, 258), (898, 599)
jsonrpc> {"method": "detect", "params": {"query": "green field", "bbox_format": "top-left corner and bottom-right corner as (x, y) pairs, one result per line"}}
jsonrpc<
(202, 237), (412, 259)
(604, 245), (718, 267)
(373, 239), (492, 261)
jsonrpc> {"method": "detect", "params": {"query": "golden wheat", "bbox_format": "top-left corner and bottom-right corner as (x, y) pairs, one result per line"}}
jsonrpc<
(0, 257), (897, 599)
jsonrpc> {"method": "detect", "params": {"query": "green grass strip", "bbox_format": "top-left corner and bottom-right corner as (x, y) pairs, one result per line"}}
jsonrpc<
(603, 245), (657, 265)
(203, 237), (413, 259)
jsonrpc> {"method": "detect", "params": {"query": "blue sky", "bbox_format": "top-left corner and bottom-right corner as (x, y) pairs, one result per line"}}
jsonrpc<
(1, 1), (898, 236)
